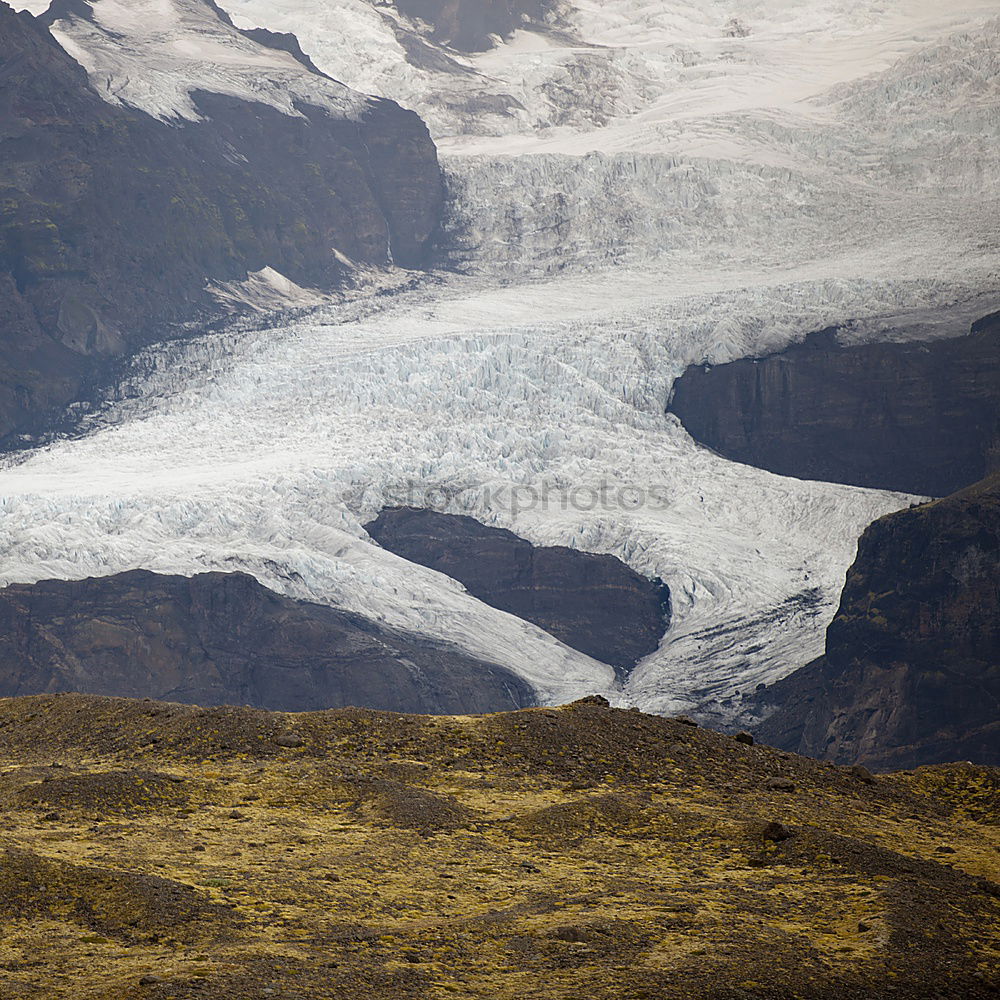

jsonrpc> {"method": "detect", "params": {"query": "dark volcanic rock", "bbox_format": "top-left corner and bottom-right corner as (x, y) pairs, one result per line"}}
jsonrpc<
(365, 508), (671, 676)
(667, 314), (1000, 496)
(393, 0), (558, 52)
(0, 570), (534, 714)
(752, 472), (1000, 770)
(238, 26), (336, 77)
(761, 821), (793, 842)
(0, 2), (443, 443)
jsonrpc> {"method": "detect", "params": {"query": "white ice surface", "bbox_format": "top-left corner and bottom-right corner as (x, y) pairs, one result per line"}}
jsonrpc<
(0, 262), (983, 715)
(26, 0), (369, 122)
(3, 1), (999, 715)
(215, 0), (1000, 147)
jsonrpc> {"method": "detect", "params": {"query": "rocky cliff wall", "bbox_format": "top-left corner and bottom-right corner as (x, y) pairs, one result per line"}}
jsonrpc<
(0, 1), (444, 443)
(366, 507), (671, 677)
(0, 570), (534, 713)
(752, 472), (1000, 769)
(668, 314), (1000, 497)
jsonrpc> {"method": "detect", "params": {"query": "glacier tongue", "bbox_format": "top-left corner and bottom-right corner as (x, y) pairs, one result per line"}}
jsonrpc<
(0, 265), (958, 715)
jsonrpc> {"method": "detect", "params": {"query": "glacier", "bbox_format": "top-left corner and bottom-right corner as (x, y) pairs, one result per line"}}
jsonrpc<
(0, 265), (978, 716)
(2, 0), (999, 716)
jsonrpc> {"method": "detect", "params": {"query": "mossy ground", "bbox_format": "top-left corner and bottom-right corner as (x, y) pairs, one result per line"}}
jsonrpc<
(0, 694), (996, 999)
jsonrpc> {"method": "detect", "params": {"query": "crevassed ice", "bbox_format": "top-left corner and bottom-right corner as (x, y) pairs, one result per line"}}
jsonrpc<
(0, 264), (969, 715)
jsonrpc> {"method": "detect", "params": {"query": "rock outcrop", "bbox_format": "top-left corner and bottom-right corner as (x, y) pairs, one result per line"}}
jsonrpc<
(0, 0), (443, 443)
(668, 313), (1000, 496)
(365, 508), (671, 676)
(0, 570), (533, 713)
(752, 472), (1000, 770)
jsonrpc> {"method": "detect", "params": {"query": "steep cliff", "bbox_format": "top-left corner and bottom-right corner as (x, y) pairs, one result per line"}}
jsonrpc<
(0, 570), (534, 713)
(753, 472), (1000, 769)
(0, 0), (443, 443)
(668, 314), (1000, 497)
(366, 507), (671, 677)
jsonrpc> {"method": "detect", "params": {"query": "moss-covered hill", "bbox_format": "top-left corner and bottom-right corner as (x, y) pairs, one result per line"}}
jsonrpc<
(0, 693), (996, 999)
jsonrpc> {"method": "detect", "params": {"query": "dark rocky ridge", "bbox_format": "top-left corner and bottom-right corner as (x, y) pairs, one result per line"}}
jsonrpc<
(190, 0), (338, 79)
(752, 472), (1000, 770)
(366, 507), (671, 676)
(0, 570), (534, 713)
(233, 28), (335, 78)
(668, 313), (1000, 497)
(0, 1), (444, 444)
(393, 0), (559, 52)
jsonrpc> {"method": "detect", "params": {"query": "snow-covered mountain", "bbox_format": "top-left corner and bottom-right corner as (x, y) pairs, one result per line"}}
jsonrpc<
(0, 0), (443, 443)
(33, 0), (367, 122)
(2, 0), (999, 717)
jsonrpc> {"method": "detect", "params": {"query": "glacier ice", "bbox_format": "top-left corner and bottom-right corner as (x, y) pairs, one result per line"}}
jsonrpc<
(216, 0), (1000, 146)
(0, 267), (971, 715)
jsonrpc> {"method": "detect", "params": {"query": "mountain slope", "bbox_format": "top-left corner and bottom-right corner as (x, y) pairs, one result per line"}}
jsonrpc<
(0, 570), (533, 713)
(0, 0), (443, 442)
(0, 693), (996, 998)
(752, 472), (1000, 769)
(1, 0), (997, 723)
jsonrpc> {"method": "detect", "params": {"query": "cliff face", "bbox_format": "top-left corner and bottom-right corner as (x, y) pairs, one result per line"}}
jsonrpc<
(0, 570), (533, 714)
(753, 473), (1000, 770)
(366, 508), (671, 676)
(668, 314), (1000, 497)
(0, 1), (444, 442)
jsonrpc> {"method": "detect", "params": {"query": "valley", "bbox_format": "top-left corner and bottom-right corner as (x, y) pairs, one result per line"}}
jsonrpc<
(0, 4), (998, 995)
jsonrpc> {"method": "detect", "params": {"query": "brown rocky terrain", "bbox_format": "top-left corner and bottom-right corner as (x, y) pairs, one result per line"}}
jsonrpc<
(366, 507), (671, 677)
(0, 693), (996, 998)
(0, 1), (443, 444)
(667, 313), (1000, 496)
(0, 570), (533, 714)
(752, 472), (1000, 770)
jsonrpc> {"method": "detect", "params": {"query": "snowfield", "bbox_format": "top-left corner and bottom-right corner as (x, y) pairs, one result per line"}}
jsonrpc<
(18, 0), (368, 122)
(3, 0), (999, 715)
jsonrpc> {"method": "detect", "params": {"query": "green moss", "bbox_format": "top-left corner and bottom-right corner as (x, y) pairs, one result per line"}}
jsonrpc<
(0, 694), (995, 998)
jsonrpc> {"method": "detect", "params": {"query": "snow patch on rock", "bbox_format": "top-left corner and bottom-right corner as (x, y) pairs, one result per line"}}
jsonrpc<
(40, 0), (369, 122)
